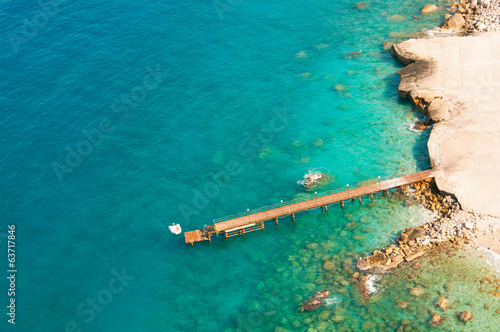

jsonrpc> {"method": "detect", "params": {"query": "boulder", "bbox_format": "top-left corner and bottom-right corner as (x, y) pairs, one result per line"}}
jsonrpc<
(427, 98), (451, 122)
(385, 254), (404, 270)
(478, 0), (490, 7)
(435, 297), (449, 311)
(442, 13), (466, 29)
(429, 314), (443, 326)
(404, 249), (425, 262)
(400, 233), (409, 243)
(388, 14), (404, 22)
(407, 228), (426, 241)
(459, 310), (473, 322)
(301, 290), (330, 311)
(421, 5), (438, 14)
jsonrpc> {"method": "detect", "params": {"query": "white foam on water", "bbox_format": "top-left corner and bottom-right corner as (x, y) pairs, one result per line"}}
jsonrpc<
(472, 245), (500, 273)
(324, 296), (341, 306)
(366, 274), (380, 295)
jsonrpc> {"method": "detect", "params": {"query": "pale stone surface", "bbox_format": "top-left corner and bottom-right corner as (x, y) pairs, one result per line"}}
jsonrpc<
(393, 33), (500, 217)
(428, 98), (451, 121)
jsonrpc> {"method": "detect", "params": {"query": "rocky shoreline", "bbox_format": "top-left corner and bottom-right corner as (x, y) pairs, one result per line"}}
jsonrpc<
(449, 0), (500, 33)
(356, 179), (484, 271)
(356, 0), (500, 270)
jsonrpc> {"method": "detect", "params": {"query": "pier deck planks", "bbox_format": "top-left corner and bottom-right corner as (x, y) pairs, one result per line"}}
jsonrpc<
(184, 170), (434, 245)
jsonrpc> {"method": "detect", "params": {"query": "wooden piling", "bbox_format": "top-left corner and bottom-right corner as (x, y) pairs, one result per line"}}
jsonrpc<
(370, 193), (373, 202)
(341, 200), (344, 210)
(275, 217), (279, 226)
(325, 205), (328, 212)
(291, 213), (295, 223)
(358, 196), (362, 205)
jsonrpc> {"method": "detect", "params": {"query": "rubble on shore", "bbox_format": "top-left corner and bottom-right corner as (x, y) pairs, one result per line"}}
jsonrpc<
(357, 179), (484, 271)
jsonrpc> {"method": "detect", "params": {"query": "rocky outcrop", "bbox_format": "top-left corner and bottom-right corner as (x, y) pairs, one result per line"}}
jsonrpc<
(390, 44), (437, 100)
(300, 290), (330, 311)
(357, 180), (479, 271)
(448, 0), (500, 33)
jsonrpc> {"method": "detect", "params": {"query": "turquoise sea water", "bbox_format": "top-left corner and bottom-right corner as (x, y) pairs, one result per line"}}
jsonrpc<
(1, 0), (499, 331)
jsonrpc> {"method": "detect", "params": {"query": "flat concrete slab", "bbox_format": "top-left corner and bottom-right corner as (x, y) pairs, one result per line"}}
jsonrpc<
(394, 33), (500, 217)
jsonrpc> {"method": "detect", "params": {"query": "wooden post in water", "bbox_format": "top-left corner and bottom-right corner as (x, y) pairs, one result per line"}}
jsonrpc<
(261, 221), (265, 230)
(325, 205), (328, 212)
(275, 217), (279, 226)
(370, 193), (373, 202)
(358, 196), (362, 205)
(386, 189), (390, 198)
(341, 200), (344, 210)
(291, 213), (295, 223)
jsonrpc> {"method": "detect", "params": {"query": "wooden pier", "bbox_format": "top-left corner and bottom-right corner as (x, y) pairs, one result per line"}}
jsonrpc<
(184, 169), (434, 246)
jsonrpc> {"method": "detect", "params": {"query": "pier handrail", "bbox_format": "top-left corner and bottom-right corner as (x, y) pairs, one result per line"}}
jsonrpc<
(212, 165), (433, 224)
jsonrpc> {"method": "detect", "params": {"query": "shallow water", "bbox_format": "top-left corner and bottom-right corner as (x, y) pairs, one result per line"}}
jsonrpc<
(0, 0), (496, 331)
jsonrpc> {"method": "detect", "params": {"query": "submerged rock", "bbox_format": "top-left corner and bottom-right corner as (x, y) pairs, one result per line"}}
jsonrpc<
(356, 1), (367, 10)
(382, 41), (394, 51)
(357, 279), (370, 303)
(388, 14), (404, 22)
(298, 170), (332, 190)
(410, 287), (425, 296)
(296, 51), (308, 58)
(345, 51), (362, 59)
(429, 314), (443, 326)
(323, 261), (335, 271)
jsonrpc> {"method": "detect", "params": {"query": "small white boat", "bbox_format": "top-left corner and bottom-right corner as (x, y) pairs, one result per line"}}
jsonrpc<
(169, 223), (182, 235)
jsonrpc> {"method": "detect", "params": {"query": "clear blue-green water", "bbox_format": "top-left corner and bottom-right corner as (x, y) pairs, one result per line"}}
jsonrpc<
(1, 0), (499, 331)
